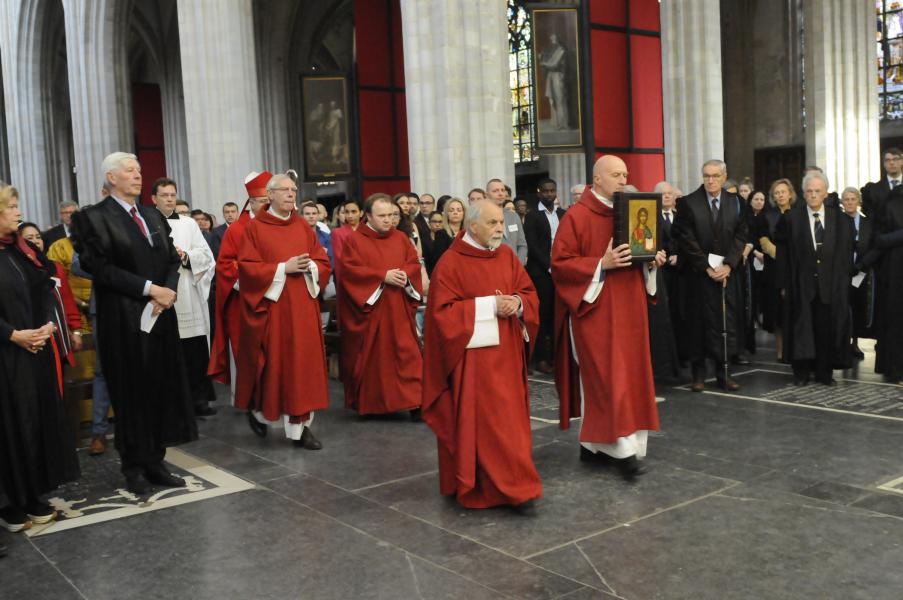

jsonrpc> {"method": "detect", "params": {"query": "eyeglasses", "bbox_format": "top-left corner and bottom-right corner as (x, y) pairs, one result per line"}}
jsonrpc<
(271, 187), (298, 193)
(419, 200), (433, 205)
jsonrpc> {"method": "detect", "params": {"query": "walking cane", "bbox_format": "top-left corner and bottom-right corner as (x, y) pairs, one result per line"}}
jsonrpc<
(721, 277), (729, 383)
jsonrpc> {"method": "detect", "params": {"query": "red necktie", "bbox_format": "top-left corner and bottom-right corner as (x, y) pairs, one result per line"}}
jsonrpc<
(130, 207), (149, 240)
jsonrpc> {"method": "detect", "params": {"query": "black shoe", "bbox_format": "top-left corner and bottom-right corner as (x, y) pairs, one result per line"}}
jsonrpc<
(409, 408), (422, 422)
(580, 446), (597, 462)
(616, 455), (648, 480)
(793, 377), (809, 387)
(247, 411), (268, 438)
(293, 427), (323, 450)
(512, 499), (537, 515)
(0, 507), (31, 532)
(125, 474), (151, 495)
(195, 404), (217, 417)
(145, 466), (185, 488)
(24, 500), (56, 525)
(816, 377), (837, 386)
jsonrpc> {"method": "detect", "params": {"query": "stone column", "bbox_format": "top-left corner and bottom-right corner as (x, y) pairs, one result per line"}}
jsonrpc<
(0, 0), (57, 225)
(546, 153), (586, 208)
(803, 0), (879, 189)
(660, 0), (724, 192)
(400, 0), (514, 197)
(177, 0), (264, 215)
(62, 0), (134, 206)
(0, 56), (9, 184)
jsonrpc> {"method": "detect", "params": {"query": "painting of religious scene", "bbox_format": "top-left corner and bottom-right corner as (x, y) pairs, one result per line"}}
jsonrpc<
(302, 76), (352, 179)
(627, 198), (659, 261)
(532, 8), (582, 149)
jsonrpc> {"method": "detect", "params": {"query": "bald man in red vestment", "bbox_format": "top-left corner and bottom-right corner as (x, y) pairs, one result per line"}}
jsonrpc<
(338, 194), (423, 419)
(235, 173), (331, 449)
(423, 201), (542, 508)
(551, 155), (666, 480)
(208, 170), (271, 404)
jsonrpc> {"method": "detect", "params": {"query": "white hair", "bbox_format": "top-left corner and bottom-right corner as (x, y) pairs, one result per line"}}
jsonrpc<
(701, 159), (727, 175)
(840, 186), (861, 202)
(58, 200), (78, 210)
(802, 171), (830, 192)
(653, 181), (671, 193)
(100, 152), (138, 188)
(464, 199), (497, 227)
(570, 184), (584, 194)
(266, 173), (293, 191)
(623, 185), (639, 193)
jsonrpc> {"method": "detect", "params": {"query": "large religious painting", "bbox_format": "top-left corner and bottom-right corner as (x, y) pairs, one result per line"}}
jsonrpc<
(612, 192), (662, 263)
(532, 8), (583, 150)
(301, 75), (352, 179)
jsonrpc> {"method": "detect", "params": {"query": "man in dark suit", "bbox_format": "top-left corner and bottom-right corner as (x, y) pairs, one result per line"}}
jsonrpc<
(672, 160), (748, 392)
(861, 147), (903, 224)
(210, 201), (239, 257)
(779, 172), (854, 386)
(71, 152), (197, 495)
(42, 201), (78, 248)
(413, 193), (434, 254)
(524, 177), (565, 373)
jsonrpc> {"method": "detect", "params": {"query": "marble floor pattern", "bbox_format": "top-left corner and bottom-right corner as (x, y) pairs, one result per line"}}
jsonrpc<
(3, 339), (903, 599)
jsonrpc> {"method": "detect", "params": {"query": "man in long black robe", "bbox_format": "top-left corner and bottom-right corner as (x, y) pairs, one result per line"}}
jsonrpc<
(777, 173), (854, 385)
(72, 152), (196, 494)
(672, 160), (748, 391)
(873, 187), (903, 383)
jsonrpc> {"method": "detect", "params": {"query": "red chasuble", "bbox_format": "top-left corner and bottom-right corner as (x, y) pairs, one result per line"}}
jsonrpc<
(234, 207), (332, 421)
(422, 236), (542, 508)
(207, 211), (251, 383)
(551, 187), (659, 442)
(337, 225), (423, 414)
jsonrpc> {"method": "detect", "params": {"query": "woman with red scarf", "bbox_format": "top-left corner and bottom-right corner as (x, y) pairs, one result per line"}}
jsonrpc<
(0, 186), (79, 535)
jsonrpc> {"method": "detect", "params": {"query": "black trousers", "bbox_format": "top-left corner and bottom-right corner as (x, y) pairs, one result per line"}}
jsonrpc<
(531, 272), (555, 364)
(792, 296), (833, 383)
(182, 335), (216, 407)
(121, 448), (166, 478)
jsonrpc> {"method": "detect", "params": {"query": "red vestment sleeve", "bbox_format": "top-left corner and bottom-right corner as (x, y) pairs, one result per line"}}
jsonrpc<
(550, 213), (606, 318)
(55, 262), (82, 332)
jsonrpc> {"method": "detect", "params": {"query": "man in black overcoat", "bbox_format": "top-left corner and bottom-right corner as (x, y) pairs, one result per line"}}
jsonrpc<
(777, 172), (854, 385)
(671, 160), (748, 392)
(861, 147), (903, 225)
(523, 177), (566, 373)
(71, 152), (197, 494)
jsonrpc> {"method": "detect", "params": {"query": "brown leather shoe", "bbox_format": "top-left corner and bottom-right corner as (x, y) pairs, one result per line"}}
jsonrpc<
(690, 380), (705, 393)
(719, 378), (741, 392)
(89, 435), (107, 456)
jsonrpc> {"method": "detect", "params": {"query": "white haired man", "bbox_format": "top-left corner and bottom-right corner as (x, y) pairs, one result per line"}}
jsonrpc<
(71, 152), (197, 494)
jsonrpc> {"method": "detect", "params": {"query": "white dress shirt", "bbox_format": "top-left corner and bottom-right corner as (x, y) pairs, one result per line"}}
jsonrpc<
(806, 204), (825, 251)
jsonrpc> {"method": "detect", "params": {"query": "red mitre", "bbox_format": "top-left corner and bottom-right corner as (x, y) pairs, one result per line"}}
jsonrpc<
(244, 170), (272, 198)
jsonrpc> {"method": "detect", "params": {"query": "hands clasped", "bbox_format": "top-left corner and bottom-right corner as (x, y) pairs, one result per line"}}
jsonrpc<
(707, 265), (732, 284)
(384, 268), (408, 287)
(11, 322), (56, 354)
(495, 294), (520, 318)
(149, 284), (177, 316)
(285, 254), (312, 275)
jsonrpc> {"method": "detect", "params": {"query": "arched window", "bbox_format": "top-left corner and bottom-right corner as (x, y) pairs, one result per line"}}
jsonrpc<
(508, 0), (537, 163)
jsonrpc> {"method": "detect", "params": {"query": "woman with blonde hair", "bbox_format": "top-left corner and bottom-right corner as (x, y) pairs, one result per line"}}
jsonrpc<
(427, 197), (468, 272)
(0, 186), (79, 535)
(757, 178), (796, 360)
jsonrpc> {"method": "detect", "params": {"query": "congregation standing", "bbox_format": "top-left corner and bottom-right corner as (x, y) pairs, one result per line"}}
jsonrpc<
(1, 143), (902, 558)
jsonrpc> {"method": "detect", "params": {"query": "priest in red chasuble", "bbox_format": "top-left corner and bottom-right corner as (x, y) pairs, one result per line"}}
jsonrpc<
(551, 155), (666, 480)
(208, 170), (271, 405)
(338, 193), (423, 419)
(422, 201), (542, 509)
(234, 173), (331, 449)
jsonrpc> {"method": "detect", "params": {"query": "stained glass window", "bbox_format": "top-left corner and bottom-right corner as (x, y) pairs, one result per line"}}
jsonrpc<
(508, 0), (537, 163)
(878, 1), (903, 120)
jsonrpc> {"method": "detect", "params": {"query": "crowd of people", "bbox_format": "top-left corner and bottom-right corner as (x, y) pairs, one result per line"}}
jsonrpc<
(1, 146), (901, 557)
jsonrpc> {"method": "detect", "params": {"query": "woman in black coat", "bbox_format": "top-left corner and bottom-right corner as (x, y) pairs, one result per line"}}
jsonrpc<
(0, 186), (79, 533)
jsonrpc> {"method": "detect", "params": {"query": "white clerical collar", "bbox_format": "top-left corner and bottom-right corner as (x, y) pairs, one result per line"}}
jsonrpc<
(590, 188), (613, 208)
(463, 231), (495, 251)
(268, 207), (292, 221)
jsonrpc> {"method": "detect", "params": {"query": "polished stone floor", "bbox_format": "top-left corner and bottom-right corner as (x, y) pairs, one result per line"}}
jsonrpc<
(4, 337), (903, 599)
